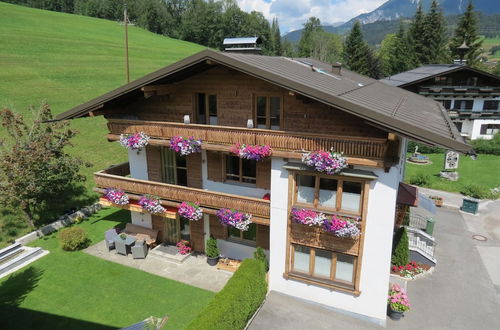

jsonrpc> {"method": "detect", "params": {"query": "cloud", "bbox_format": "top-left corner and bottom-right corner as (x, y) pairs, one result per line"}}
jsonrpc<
(236, 0), (387, 33)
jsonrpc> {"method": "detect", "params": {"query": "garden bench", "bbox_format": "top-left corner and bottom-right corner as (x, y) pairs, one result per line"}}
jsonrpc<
(123, 223), (158, 247)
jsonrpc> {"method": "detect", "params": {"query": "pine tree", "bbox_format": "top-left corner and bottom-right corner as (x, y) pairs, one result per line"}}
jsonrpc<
(449, 1), (483, 66)
(298, 17), (322, 57)
(422, 0), (449, 64)
(270, 17), (282, 56)
(379, 23), (415, 76)
(408, 3), (426, 66)
(343, 21), (370, 76)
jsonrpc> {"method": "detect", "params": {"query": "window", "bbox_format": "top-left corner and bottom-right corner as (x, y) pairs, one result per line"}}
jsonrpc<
(480, 124), (500, 135)
(290, 244), (356, 287)
(225, 155), (257, 184)
(228, 223), (257, 243)
(295, 174), (364, 215)
(255, 95), (282, 130)
(454, 122), (463, 132)
(436, 99), (452, 110)
(434, 76), (452, 85)
(196, 93), (217, 125)
(161, 148), (187, 186)
(453, 100), (473, 111)
(483, 100), (499, 111)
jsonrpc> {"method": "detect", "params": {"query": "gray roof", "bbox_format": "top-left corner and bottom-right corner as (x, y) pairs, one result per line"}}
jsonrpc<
(381, 64), (500, 87)
(56, 50), (470, 153)
(223, 37), (260, 45)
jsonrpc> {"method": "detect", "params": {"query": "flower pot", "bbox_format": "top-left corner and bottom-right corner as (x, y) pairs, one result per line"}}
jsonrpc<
(207, 256), (220, 266)
(387, 305), (404, 321)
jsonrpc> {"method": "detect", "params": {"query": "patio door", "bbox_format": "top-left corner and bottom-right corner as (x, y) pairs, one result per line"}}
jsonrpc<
(164, 216), (180, 245)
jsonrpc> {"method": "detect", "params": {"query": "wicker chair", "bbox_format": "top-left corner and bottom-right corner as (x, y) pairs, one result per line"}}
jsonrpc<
(132, 240), (148, 259)
(105, 228), (118, 252)
(115, 238), (128, 256)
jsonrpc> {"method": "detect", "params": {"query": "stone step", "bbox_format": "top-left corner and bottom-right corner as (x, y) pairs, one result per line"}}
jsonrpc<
(150, 243), (191, 264)
(0, 246), (49, 279)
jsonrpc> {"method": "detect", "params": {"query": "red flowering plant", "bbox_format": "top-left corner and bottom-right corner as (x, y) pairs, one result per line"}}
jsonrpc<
(391, 261), (425, 279)
(176, 240), (192, 255)
(230, 143), (272, 161)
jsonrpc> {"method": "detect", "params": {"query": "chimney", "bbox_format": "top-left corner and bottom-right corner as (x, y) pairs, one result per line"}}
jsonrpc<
(332, 62), (342, 75)
(223, 37), (262, 55)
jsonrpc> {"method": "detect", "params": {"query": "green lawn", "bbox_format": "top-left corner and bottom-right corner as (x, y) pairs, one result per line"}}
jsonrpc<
(0, 208), (214, 329)
(481, 36), (500, 60)
(404, 153), (500, 193)
(0, 2), (205, 244)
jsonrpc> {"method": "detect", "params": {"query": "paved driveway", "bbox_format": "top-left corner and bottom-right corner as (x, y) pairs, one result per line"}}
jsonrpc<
(249, 206), (500, 330)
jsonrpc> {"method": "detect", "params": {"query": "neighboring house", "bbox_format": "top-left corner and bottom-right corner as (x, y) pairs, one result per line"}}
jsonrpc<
(57, 49), (469, 325)
(381, 64), (500, 140)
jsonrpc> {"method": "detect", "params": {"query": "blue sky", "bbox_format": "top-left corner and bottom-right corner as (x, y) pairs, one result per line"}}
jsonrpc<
(236, 0), (387, 33)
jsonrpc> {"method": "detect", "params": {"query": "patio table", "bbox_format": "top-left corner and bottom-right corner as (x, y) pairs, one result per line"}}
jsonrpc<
(113, 235), (137, 255)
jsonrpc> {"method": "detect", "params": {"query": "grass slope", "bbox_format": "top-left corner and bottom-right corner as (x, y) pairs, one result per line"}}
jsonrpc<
(0, 208), (214, 329)
(404, 153), (500, 193)
(0, 2), (204, 243)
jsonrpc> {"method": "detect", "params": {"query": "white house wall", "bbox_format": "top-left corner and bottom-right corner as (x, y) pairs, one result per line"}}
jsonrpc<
(268, 157), (399, 326)
(130, 211), (153, 229)
(471, 119), (500, 140)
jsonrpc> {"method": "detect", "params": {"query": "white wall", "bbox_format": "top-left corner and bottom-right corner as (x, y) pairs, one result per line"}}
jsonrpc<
(200, 150), (270, 198)
(128, 149), (149, 180)
(471, 119), (500, 140)
(268, 157), (400, 326)
(130, 211), (152, 229)
(217, 239), (260, 260)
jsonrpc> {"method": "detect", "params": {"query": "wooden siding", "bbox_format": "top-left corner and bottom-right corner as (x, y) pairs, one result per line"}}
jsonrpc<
(146, 146), (162, 182)
(190, 218), (205, 252)
(186, 152), (203, 188)
(257, 224), (270, 250)
(256, 158), (271, 189)
(209, 215), (227, 239)
(152, 215), (166, 243)
(104, 66), (386, 139)
(207, 151), (224, 181)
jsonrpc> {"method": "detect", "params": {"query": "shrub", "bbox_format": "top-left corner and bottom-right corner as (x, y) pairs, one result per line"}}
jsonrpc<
(460, 183), (489, 199)
(254, 247), (269, 272)
(391, 227), (409, 267)
(407, 141), (444, 154)
(186, 259), (267, 330)
(408, 172), (430, 187)
(206, 236), (220, 258)
(58, 227), (90, 251)
(471, 133), (500, 155)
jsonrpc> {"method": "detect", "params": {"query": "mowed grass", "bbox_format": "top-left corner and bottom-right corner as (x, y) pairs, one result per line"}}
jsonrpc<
(0, 2), (204, 243)
(481, 37), (500, 59)
(0, 208), (214, 329)
(404, 153), (500, 193)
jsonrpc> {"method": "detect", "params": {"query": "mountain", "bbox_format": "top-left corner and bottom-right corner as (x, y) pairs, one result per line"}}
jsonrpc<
(343, 0), (500, 27)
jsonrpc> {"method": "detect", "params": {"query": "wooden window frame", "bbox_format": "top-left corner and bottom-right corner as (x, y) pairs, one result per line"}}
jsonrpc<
(161, 147), (187, 186)
(227, 223), (258, 245)
(194, 93), (218, 125)
(289, 244), (357, 289)
(223, 154), (257, 185)
(293, 173), (365, 217)
(253, 94), (284, 130)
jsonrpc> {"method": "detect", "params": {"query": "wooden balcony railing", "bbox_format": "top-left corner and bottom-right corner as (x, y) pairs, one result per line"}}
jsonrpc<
(107, 119), (389, 164)
(94, 163), (270, 222)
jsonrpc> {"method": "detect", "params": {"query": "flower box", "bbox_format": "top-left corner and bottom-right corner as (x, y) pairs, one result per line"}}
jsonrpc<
(216, 208), (252, 231)
(119, 132), (150, 151)
(291, 208), (360, 239)
(138, 195), (166, 215)
(290, 222), (359, 255)
(104, 188), (129, 205)
(169, 136), (202, 155)
(230, 143), (272, 161)
(178, 202), (203, 221)
(301, 148), (348, 174)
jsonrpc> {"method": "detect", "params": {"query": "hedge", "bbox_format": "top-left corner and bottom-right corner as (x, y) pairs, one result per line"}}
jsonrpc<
(186, 258), (267, 330)
(391, 227), (409, 267)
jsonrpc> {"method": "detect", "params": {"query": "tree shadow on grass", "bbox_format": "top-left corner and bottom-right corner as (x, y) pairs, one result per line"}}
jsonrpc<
(0, 266), (43, 307)
(91, 209), (131, 231)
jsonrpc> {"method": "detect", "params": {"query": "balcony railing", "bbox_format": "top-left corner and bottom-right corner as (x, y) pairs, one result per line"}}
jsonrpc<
(107, 119), (389, 163)
(94, 163), (270, 223)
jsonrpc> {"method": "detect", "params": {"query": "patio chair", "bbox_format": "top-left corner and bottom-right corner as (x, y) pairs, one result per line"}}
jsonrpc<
(105, 228), (118, 252)
(132, 240), (148, 259)
(115, 238), (128, 256)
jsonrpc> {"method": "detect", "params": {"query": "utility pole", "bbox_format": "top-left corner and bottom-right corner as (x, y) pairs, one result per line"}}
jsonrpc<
(124, 3), (130, 83)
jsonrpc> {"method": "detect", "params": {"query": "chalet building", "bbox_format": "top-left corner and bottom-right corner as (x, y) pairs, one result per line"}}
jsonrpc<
(57, 50), (470, 325)
(381, 64), (500, 140)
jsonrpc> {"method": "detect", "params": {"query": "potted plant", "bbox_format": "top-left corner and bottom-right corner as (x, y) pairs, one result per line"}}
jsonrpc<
(387, 284), (410, 320)
(119, 131), (150, 151)
(429, 195), (443, 207)
(301, 148), (348, 174)
(206, 236), (220, 266)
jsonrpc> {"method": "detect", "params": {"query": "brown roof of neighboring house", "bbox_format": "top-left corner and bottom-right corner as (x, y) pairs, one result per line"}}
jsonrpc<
(397, 182), (418, 207)
(56, 49), (471, 153)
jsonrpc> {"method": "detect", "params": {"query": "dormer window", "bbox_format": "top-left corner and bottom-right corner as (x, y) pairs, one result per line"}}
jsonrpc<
(255, 95), (282, 130)
(195, 93), (217, 125)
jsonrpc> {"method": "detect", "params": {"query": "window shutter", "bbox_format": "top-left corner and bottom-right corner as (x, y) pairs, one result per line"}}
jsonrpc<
(257, 224), (270, 250)
(190, 218), (205, 252)
(146, 146), (162, 182)
(207, 151), (223, 182)
(209, 215), (227, 239)
(186, 152), (203, 188)
(256, 158), (271, 189)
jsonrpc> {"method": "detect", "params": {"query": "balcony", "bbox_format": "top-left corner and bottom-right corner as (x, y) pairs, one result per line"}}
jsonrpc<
(106, 119), (390, 167)
(94, 163), (270, 224)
